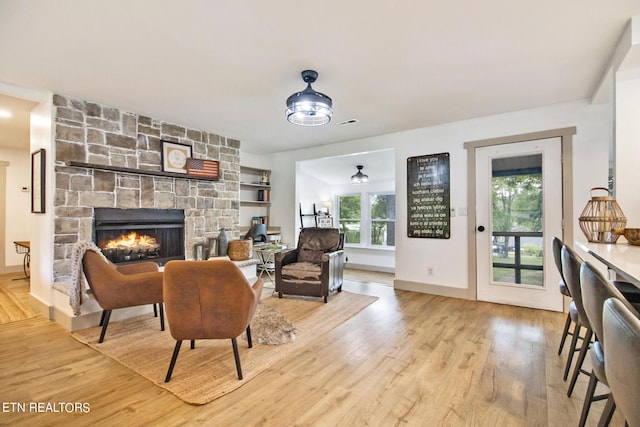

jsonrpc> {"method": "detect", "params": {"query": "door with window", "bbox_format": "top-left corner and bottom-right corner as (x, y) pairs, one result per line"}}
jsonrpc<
(475, 138), (563, 311)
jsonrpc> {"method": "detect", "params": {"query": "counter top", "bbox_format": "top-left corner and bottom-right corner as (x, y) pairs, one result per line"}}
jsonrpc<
(575, 241), (640, 287)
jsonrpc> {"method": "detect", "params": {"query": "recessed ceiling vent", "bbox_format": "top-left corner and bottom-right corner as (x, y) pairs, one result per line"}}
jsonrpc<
(338, 118), (359, 126)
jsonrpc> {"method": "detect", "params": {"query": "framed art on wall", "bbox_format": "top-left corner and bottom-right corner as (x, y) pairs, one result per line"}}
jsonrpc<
(31, 148), (45, 213)
(318, 217), (333, 228)
(407, 152), (450, 239)
(161, 140), (192, 174)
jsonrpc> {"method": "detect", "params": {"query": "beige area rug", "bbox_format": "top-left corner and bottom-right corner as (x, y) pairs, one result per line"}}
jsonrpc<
(72, 291), (378, 405)
(0, 286), (37, 324)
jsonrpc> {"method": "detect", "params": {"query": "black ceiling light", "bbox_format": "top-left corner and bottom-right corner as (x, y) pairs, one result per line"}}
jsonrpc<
(351, 165), (369, 184)
(286, 70), (332, 126)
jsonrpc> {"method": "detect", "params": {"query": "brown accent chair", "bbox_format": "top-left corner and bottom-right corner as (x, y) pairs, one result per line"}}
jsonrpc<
(162, 260), (264, 382)
(82, 250), (164, 343)
(602, 297), (640, 427)
(275, 227), (345, 303)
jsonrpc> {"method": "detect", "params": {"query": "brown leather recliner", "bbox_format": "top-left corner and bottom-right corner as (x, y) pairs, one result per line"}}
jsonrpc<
(163, 260), (264, 382)
(275, 227), (345, 303)
(82, 250), (164, 343)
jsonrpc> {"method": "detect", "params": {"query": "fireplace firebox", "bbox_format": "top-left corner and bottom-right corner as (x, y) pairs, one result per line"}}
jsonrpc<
(93, 208), (185, 266)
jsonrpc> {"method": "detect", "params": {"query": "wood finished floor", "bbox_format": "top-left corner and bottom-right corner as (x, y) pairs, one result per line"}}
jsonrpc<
(0, 271), (626, 426)
(0, 272), (36, 323)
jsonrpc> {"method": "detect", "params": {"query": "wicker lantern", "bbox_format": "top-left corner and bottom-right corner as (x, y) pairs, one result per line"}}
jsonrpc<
(578, 187), (627, 243)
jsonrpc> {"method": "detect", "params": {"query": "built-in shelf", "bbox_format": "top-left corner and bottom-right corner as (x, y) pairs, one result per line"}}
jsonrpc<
(67, 161), (220, 181)
(241, 200), (271, 206)
(240, 182), (271, 189)
(240, 165), (271, 225)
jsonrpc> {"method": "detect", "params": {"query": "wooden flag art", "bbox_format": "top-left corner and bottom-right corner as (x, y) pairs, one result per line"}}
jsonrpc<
(187, 158), (220, 179)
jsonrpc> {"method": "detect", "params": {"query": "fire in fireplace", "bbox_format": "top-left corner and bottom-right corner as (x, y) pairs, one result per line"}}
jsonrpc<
(93, 208), (185, 266)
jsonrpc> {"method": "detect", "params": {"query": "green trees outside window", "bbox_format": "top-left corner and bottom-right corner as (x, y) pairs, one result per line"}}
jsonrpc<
(339, 195), (361, 244)
(491, 172), (543, 285)
(370, 194), (395, 246)
(338, 193), (396, 247)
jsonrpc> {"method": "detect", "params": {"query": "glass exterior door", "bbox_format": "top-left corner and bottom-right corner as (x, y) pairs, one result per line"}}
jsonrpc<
(476, 139), (563, 311)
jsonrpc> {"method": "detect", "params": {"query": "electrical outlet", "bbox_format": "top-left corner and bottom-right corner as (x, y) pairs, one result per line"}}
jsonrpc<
(427, 267), (433, 275)
(450, 207), (456, 217)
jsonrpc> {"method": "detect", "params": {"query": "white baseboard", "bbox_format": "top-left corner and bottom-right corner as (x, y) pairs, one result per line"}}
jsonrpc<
(29, 293), (53, 319)
(54, 304), (157, 332)
(345, 263), (395, 274)
(394, 279), (474, 300)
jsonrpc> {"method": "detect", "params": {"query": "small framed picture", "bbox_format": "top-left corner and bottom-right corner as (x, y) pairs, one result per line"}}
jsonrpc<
(161, 140), (192, 174)
(318, 217), (333, 228)
(31, 148), (45, 213)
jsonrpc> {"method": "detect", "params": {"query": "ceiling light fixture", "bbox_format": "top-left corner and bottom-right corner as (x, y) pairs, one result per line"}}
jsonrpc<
(286, 70), (332, 126)
(351, 165), (369, 184)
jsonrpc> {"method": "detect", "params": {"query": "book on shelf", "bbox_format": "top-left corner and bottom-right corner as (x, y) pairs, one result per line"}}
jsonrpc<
(257, 189), (270, 202)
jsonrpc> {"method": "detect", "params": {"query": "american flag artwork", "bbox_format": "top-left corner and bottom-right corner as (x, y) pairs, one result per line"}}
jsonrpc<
(187, 158), (220, 179)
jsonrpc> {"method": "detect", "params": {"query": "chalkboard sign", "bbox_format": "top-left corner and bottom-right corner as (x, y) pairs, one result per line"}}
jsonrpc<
(407, 153), (451, 238)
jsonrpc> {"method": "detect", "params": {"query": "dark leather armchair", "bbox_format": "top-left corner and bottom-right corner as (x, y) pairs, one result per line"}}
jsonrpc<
(82, 250), (164, 343)
(162, 260), (264, 382)
(275, 227), (345, 303)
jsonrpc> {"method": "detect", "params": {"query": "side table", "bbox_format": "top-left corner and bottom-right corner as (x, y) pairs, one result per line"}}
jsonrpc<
(13, 241), (30, 280)
(254, 244), (288, 283)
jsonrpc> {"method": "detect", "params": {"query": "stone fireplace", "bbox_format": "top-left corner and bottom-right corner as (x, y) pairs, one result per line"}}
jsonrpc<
(93, 208), (185, 266)
(52, 94), (240, 284)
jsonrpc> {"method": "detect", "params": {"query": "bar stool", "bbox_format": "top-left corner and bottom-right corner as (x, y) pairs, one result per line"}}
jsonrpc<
(552, 237), (575, 356)
(602, 297), (640, 427)
(560, 245), (592, 387)
(577, 262), (640, 426)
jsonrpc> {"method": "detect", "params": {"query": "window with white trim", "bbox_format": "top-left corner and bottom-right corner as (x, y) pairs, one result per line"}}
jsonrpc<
(338, 192), (395, 248)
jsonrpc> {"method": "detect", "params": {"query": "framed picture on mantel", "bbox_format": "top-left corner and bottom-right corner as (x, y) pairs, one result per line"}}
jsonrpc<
(161, 140), (192, 174)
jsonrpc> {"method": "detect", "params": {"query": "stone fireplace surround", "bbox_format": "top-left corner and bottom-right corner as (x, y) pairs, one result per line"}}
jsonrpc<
(52, 94), (241, 286)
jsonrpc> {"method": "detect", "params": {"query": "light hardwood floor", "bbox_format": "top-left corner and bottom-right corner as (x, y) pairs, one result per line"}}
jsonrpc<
(0, 273), (36, 324)
(0, 271), (626, 426)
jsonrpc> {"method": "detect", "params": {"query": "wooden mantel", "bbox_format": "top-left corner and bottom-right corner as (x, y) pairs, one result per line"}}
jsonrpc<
(67, 161), (220, 182)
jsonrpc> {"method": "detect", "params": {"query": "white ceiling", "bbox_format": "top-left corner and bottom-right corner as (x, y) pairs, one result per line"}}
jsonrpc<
(300, 150), (396, 186)
(0, 1), (639, 160)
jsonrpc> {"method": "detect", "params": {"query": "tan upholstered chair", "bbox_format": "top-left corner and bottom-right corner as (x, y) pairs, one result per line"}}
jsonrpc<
(602, 297), (640, 427)
(163, 260), (264, 382)
(275, 227), (345, 303)
(82, 250), (164, 343)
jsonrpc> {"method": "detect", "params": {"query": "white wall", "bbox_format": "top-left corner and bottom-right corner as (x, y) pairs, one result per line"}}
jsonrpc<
(296, 168), (332, 230)
(264, 99), (609, 293)
(615, 69), (640, 226)
(0, 147), (31, 268)
(610, 16), (640, 230)
(29, 99), (54, 310)
(0, 82), (53, 316)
